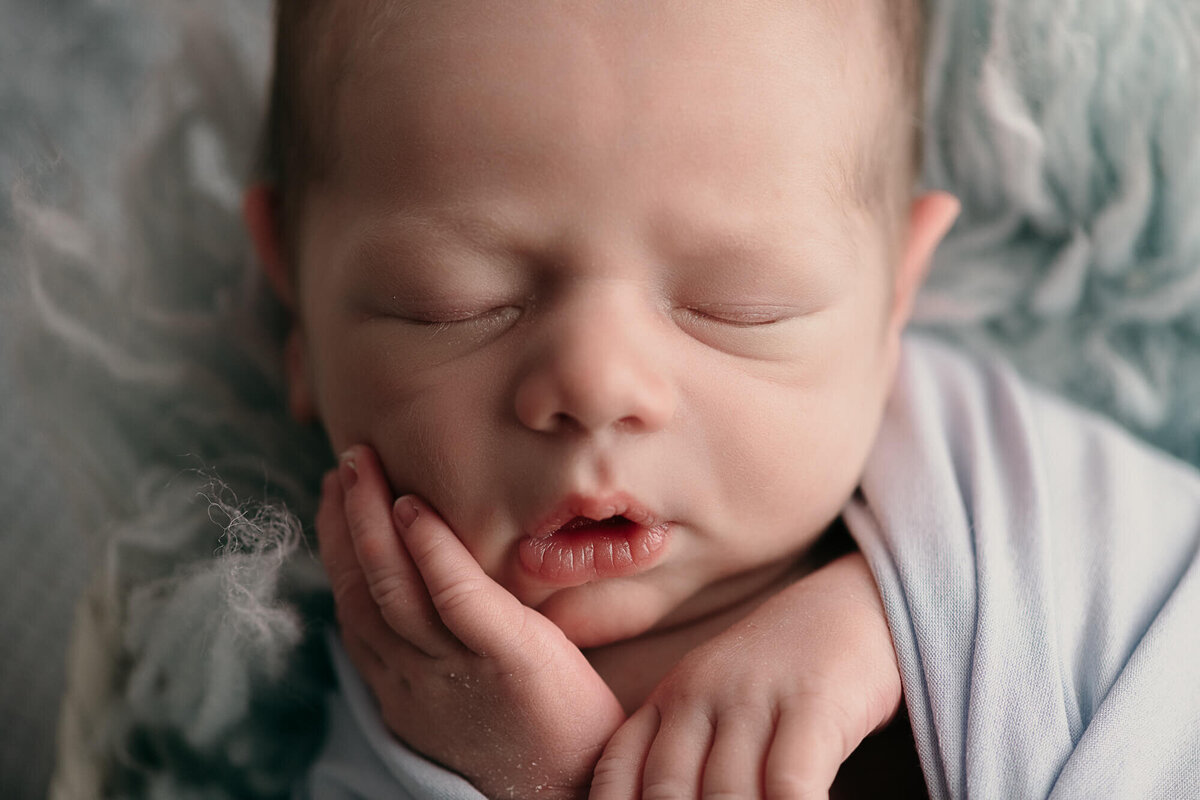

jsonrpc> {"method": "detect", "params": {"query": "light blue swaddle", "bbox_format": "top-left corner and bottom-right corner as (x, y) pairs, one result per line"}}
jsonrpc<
(847, 336), (1200, 799)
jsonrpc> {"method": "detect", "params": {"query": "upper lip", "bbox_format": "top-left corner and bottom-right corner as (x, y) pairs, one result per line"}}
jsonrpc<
(527, 493), (663, 539)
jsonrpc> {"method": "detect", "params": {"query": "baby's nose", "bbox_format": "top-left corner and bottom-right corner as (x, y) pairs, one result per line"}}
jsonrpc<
(513, 293), (676, 436)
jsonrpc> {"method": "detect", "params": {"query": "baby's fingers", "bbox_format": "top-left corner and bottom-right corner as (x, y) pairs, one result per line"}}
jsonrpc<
(701, 708), (774, 798)
(317, 470), (395, 649)
(340, 445), (453, 657)
(596, 701), (720, 799)
(637, 703), (716, 799)
(589, 704), (658, 800)
(394, 494), (532, 659)
(762, 695), (851, 800)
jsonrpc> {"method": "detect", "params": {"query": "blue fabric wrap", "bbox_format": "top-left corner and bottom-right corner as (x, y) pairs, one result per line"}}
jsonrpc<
(846, 336), (1200, 798)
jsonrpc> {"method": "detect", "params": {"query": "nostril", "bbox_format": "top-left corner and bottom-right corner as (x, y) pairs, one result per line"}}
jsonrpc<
(615, 414), (648, 433)
(550, 411), (581, 433)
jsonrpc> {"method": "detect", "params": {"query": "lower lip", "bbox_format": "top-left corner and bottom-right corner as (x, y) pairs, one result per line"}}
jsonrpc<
(519, 519), (671, 586)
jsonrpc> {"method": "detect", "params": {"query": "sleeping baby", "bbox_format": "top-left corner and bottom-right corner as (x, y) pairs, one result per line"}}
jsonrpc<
(237, 0), (1200, 798)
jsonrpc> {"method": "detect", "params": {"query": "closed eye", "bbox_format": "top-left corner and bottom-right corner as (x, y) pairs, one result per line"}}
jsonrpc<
(393, 305), (521, 327)
(678, 304), (797, 328)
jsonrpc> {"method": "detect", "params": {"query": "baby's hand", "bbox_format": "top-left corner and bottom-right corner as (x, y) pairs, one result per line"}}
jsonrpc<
(590, 552), (901, 800)
(318, 445), (625, 800)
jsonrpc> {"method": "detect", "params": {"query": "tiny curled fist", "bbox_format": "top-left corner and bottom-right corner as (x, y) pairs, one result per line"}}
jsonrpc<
(587, 556), (903, 800)
(317, 444), (625, 800)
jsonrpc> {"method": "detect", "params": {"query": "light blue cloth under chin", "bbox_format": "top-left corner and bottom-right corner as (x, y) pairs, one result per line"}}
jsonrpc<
(298, 335), (1200, 799)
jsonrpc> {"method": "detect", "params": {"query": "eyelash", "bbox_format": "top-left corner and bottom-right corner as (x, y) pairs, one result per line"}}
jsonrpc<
(398, 305), (520, 327)
(388, 303), (792, 330)
(679, 306), (790, 328)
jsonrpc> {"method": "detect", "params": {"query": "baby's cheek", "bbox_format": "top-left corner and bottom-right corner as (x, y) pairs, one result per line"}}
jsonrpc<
(704, 383), (857, 549)
(372, 388), (515, 553)
(374, 397), (476, 495)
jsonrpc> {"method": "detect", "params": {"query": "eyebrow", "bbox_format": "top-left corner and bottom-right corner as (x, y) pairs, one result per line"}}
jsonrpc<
(346, 208), (527, 275)
(654, 207), (860, 273)
(346, 199), (859, 283)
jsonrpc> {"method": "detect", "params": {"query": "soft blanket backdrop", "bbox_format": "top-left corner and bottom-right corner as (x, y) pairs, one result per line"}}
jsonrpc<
(0, 0), (1196, 798)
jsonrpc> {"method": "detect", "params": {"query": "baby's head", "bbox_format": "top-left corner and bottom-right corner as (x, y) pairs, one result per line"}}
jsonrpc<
(246, 0), (957, 647)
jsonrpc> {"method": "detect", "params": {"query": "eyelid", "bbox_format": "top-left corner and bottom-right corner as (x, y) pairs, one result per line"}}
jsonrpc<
(678, 303), (800, 327)
(396, 304), (520, 326)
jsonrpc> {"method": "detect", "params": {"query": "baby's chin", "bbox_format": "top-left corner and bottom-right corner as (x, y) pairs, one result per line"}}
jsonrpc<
(521, 557), (795, 648)
(531, 580), (680, 649)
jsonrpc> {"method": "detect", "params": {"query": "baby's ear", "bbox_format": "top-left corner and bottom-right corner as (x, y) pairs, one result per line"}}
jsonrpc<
(244, 183), (295, 308)
(890, 191), (960, 332)
(243, 184), (319, 423)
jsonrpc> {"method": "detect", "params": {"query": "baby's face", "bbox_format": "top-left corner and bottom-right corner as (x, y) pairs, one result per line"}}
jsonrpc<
(281, 1), (938, 647)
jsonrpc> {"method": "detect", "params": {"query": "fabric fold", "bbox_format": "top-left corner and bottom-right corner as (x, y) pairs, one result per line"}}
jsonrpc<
(847, 335), (1200, 799)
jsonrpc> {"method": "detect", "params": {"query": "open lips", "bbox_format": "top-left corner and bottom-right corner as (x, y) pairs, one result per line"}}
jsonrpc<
(520, 500), (672, 585)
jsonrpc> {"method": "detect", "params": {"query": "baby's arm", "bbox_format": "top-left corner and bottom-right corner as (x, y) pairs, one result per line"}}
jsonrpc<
(590, 552), (903, 800)
(317, 445), (625, 800)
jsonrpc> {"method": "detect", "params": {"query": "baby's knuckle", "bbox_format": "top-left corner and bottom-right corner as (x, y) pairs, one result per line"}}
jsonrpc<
(702, 791), (755, 800)
(655, 680), (765, 724)
(589, 751), (635, 790)
(429, 574), (487, 615)
(763, 770), (824, 800)
(354, 532), (394, 570)
(788, 690), (855, 737)
(715, 694), (775, 723)
(342, 493), (366, 524)
(366, 572), (410, 610)
(654, 671), (710, 706)
(641, 778), (693, 800)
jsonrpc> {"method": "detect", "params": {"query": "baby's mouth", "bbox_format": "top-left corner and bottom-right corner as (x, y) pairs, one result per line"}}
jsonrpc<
(558, 514), (635, 534)
(519, 513), (671, 586)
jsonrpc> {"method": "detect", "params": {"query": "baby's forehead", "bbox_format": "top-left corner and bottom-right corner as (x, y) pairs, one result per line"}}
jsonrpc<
(312, 1), (896, 107)
(327, 0), (894, 72)
(295, 1), (908, 222)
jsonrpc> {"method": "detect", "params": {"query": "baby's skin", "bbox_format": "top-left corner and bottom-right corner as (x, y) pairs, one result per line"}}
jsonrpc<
(319, 445), (904, 799)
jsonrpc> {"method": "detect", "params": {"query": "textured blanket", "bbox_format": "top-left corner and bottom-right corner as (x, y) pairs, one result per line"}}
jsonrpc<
(293, 336), (1200, 798)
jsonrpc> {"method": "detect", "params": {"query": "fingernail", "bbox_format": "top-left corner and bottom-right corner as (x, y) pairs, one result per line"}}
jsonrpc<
(394, 496), (419, 529)
(338, 449), (358, 490)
